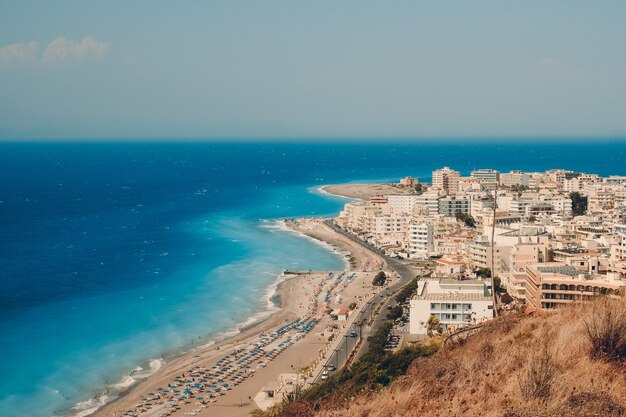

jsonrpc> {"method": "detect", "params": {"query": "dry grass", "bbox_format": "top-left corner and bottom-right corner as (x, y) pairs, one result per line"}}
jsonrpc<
(313, 298), (626, 417)
(583, 297), (626, 362)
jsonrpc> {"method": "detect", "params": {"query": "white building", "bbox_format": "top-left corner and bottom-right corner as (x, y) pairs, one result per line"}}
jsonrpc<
(408, 222), (434, 258)
(500, 170), (531, 188)
(414, 192), (441, 216)
(471, 169), (499, 183)
(387, 194), (420, 215)
(409, 278), (493, 334)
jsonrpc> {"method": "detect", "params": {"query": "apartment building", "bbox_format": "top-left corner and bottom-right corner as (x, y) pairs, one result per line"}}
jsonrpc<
(525, 262), (625, 309)
(471, 169), (499, 183)
(438, 196), (470, 217)
(387, 194), (420, 215)
(432, 167), (461, 195)
(409, 278), (493, 334)
(500, 170), (531, 187)
(408, 222), (434, 258)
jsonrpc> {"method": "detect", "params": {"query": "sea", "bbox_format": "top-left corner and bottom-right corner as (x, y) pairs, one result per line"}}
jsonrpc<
(1, 139), (625, 417)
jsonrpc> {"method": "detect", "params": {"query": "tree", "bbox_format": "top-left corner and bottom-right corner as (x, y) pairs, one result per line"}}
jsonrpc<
(511, 184), (529, 195)
(414, 183), (426, 194)
(348, 302), (357, 310)
(493, 276), (502, 293)
(570, 192), (588, 216)
(476, 267), (491, 278)
(372, 271), (387, 286)
(455, 211), (476, 228)
(425, 315), (443, 337)
(386, 306), (404, 321)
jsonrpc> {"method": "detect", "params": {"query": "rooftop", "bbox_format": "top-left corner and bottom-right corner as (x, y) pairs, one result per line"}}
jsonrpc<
(536, 265), (581, 276)
(416, 293), (492, 302)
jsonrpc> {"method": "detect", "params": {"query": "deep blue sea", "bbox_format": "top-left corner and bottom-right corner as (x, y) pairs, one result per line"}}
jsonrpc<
(1, 140), (625, 416)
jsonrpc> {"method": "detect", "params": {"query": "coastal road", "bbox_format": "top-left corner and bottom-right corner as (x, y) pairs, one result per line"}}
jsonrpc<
(318, 221), (429, 369)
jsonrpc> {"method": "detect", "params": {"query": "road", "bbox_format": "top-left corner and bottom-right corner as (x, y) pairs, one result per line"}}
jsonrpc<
(309, 221), (427, 383)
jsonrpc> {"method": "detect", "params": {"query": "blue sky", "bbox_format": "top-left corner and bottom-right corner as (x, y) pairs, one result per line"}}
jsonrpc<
(1, 1), (625, 139)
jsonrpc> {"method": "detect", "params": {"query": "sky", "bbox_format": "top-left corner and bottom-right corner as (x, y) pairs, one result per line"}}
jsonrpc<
(0, 1), (625, 140)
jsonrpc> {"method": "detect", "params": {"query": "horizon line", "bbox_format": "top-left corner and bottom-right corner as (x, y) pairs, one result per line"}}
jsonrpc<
(1, 135), (626, 143)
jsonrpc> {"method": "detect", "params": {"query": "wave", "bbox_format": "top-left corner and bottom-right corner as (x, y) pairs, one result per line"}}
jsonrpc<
(71, 393), (109, 417)
(66, 358), (164, 417)
(262, 219), (351, 270)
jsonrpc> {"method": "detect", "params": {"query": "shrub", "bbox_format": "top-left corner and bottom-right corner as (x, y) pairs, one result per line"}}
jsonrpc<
(517, 342), (558, 401)
(583, 298), (626, 362)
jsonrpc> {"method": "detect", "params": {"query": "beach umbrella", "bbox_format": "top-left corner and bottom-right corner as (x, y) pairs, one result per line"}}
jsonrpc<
(148, 392), (155, 396)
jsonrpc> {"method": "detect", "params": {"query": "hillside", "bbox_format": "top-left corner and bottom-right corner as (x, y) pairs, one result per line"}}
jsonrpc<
(274, 298), (626, 417)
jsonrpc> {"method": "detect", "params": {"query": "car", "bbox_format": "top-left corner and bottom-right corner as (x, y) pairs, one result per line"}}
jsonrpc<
(325, 364), (336, 371)
(350, 331), (358, 337)
(321, 370), (329, 380)
(386, 305), (393, 310)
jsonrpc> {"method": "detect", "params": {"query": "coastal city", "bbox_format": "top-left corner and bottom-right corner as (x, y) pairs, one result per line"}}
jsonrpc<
(332, 167), (626, 330)
(90, 166), (626, 417)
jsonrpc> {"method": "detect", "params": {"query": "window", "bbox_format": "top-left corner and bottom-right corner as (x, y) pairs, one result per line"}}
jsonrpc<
(430, 303), (438, 310)
(488, 305), (494, 309)
(464, 304), (472, 310)
(445, 304), (451, 309)
(452, 304), (458, 310)
(452, 314), (458, 320)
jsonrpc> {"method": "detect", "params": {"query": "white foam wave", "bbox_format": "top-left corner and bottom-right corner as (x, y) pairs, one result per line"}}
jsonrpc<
(71, 393), (109, 417)
(112, 374), (135, 389)
(67, 358), (164, 417)
(269, 219), (351, 270)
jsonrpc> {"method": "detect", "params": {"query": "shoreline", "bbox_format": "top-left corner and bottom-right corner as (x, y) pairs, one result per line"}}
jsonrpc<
(88, 273), (304, 417)
(319, 182), (404, 201)
(86, 217), (373, 417)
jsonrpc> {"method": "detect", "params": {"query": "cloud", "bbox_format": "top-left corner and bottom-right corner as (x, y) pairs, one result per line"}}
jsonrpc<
(42, 37), (109, 63)
(0, 37), (108, 67)
(0, 41), (39, 65)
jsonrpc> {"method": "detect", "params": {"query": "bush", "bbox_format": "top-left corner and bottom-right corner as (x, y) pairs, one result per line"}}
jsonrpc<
(518, 342), (558, 401)
(583, 298), (626, 362)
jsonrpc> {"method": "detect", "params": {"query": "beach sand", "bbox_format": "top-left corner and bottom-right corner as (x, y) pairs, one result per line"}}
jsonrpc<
(91, 217), (385, 417)
(322, 183), (407, 200)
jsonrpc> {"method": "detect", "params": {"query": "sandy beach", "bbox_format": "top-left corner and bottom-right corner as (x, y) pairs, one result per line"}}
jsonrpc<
(321, 183), (406, 201)
(90, 216), (386, 417)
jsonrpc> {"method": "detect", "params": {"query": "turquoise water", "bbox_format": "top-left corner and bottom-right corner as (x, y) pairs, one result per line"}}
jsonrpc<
(1, 140), (625, 416)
